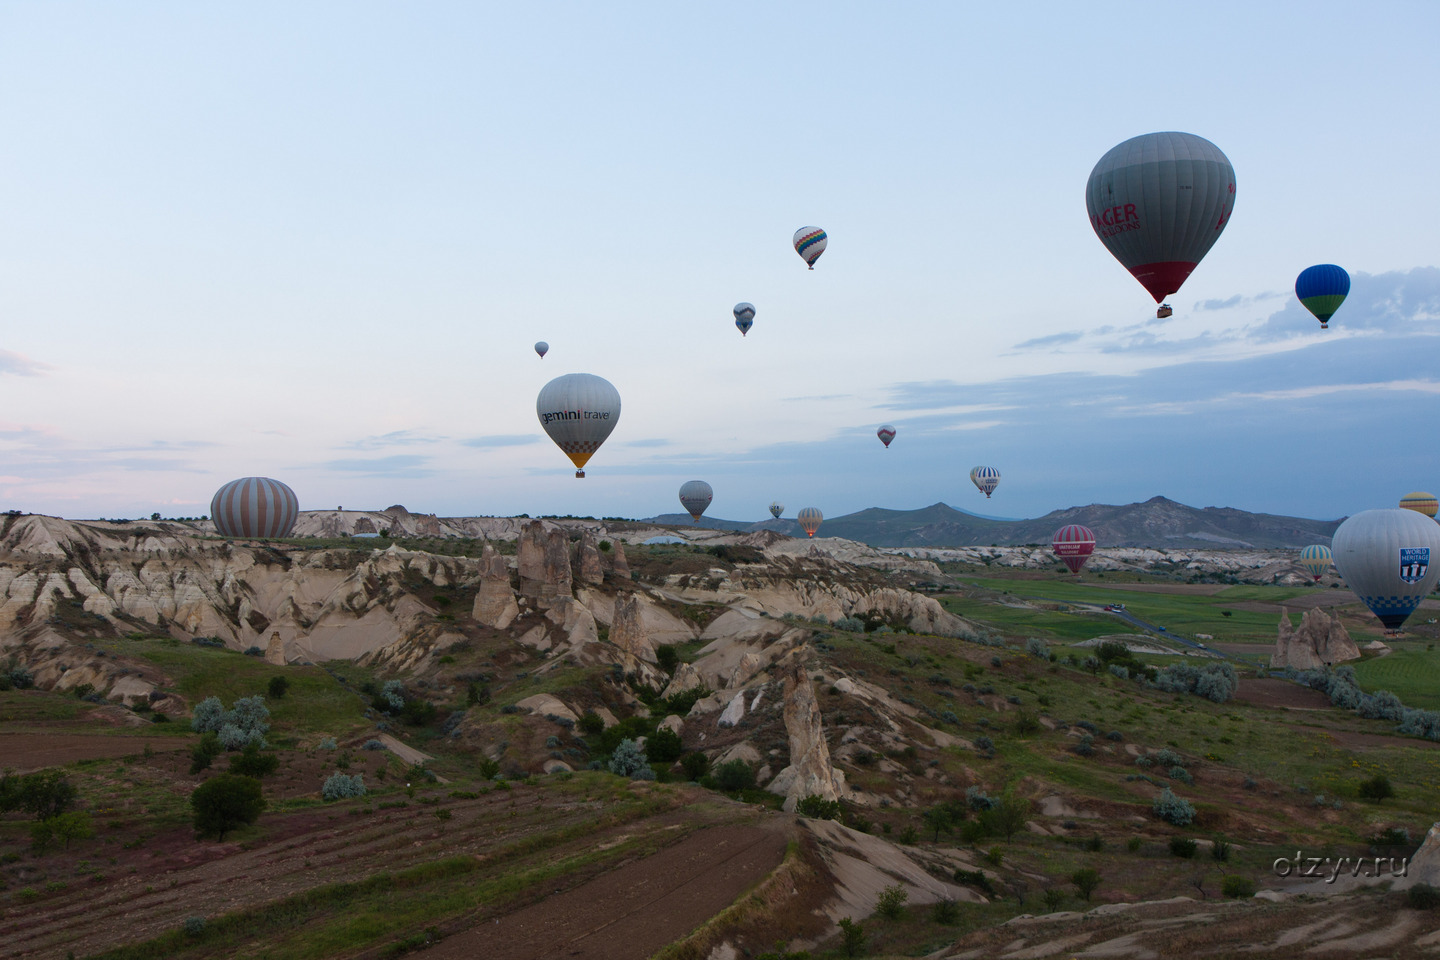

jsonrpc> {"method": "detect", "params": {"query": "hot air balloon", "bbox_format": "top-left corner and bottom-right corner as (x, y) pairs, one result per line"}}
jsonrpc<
(876, 425), (896, 448)
(733, 303), (755, 337)
(1295, 265), (1350, 330)
(211, 477), (299, 539)
(678, 480), (713, 523)
(793, 227), (827, 269)
(1086, 132), (1236, 319)
(534, 341), (549, 358)
(1399, 492), (1438, 518)
(1331, 509), (1440, 632)
(970, 466), (1001, 498)
(797, 507), (823, 538)
(536, 373), (621, 478)
(1299, 544), (1333, 582)
(1052, 524), (1096, 575)
(769, 501), (784, 519)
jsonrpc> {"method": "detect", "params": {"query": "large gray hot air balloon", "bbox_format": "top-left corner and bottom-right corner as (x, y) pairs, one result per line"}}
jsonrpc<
(678, 480), (713, 523)
(536, 373), (621, 478)
(211, 477), (299, 539)
(1332, 508), (1440, 632)
(769, 501), (784, 519)
(1086, 132), (1236, 318)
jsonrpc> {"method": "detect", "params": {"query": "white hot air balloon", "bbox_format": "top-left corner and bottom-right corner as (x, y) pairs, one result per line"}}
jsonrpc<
(969, 466), (1001, 498)
(536, 373), (621, 478)
(876, 425), (896, 448)
(534, 341), (549, 358)
(733, 303), (755, 337)
(1331, 508), (1440, 632)
(769, 501), (784, 520)
(793, 227), (827, 269)
(678, 480), (713, 523)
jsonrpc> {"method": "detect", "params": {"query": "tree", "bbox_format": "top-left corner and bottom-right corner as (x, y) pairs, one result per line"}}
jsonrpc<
(228, 742), (280, 778)
(645, 727), (683, 764)
(190, 774), (265, 840)
(875, 883), (908, 919)
(1071, 867), (1101, 901)
(608, 739), (655, 780)
(1359, 774), (1395, 802)
(32, 811), (94, 851)
(923, 804), (956, 842)
(982, 789), (1030, 841)
(19, 771), (76, 820)
(190, 731), (222, 774)
(837, 917), (865, 957)
(267, 676), (290, 699)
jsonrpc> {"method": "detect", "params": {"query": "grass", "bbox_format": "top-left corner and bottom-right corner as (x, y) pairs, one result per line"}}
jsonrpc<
(1352, 646), (1440, 711)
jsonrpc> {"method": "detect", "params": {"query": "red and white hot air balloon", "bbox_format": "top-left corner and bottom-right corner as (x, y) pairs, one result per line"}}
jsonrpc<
(1052, 524), (1096, 575)
(876, 425), (896, 448)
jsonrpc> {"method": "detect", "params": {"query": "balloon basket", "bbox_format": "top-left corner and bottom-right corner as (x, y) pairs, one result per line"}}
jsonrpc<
(575, 470), (585, 478)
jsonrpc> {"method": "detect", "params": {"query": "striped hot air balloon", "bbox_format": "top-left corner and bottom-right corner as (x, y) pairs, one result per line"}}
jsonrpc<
(793, 226), (827, 269)
(536, 373), (621, 478)
(1399, 492), (1438, 518)
(1052, 524), (1096, 575)
(1299, 544), (1333, 582)
(876, 425), (896, 448)
(678, 480), (713, 523)
(1295, 265), (1350, 329)
(211, 477), (299, 539)
(1086, 132), (1236, 318)
(797, 507), (823, 538)
(1332, 509), (1440, 631)
(769, 501), (784, 519)
(969, 466), (1001, 498)
(733, 303), (755, 337)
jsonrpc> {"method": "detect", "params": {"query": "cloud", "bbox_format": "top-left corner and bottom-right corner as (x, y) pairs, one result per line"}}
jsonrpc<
(623, 438), (673, 448)
(1196, 294), (1244, 311)
(344, 430), (448, 450)
(0, 350), (50, 376)
(322, 455), (434, 477)
(781, 394), (853, 402)
(1013, 331), (1084, 350)
(459, 434), (541, 448)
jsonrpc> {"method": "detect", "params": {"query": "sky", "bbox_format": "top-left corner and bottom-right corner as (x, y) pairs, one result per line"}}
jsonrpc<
(2, 2), (1438, 525)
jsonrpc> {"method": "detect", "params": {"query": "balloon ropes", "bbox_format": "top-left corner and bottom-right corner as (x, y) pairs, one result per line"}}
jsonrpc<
(1332, 509), (1440, 632)
(678, 480), (713, 523)
(211, 477), (299, 539)
(1299, 544), (1332, 582)
(876, 425), (896, 448)
(1052, 524), (1096, 575)
(793, 227), (827, 269)
(1295, 265), (1350, 330)
(769, 501), (784, 519)
(733, 303), (755, 337)
(536, 373), (621, 478)
(969, 466), (1001, 498)
(1086, 132), (1235, 319)
(534, 341), (549, 358)
(797, 507), (823, 538)
(1398, 492), (1438, 518)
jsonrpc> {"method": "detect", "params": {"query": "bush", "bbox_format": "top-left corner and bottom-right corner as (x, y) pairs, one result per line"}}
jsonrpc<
(655, 645), (679, 674)
(267, 676), (289, 699)
(183, 916), (207, 936)
(318, 737), (337, 750)
(322, 773), (366, 801)
(875, 883), (908, 919)
(713, 759), (755, 792)
(1153, 787), (1195, 826)
(191, 774), (265, 839)
(467, 682), (491, 706)
(1013, 712), (1040, 735)
(30, 811), (93, 852)
(10, 771), (78, 820)
(578, 711), (605, 735)
(193, 695), (269, 748)
(931, 897), (960, 924)
(833, 616), (866, 633)
(680, 751), (709, 781)
(228, 742), (280, 778)
(1212, 839), (1231, 861)
(1108, 664), (1129, 680)
(1082, 834), (1104, 852)
(1168, 766), (1194, 785)
(364, 739), (385, 751)
(797, 795), (842, 820)
(1025, 638), (1050, 660)
(837, 917), (865, 957)
(380, 680), (406, 712)
(1220, 874), (1255, 899)
(1408, 883), (1440, 910)
(966, 785), (996, 811)
(608, 739), (654, 780)
(1071, 867), (1101, 901)
(953, 868), (995, 895)
(980, 790), (1030, 841)
(1169, 837), (1197, 858)
(1359, 774), (1395, 802)
(645, 727), (684, 764)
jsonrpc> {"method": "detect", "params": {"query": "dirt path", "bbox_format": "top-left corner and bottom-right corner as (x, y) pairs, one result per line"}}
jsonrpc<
(0, 733), (190, 772)
(425, 823), (788, 960)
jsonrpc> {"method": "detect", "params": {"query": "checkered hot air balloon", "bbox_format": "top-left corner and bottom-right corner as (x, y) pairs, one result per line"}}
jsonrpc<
(793, 227), (827, 269)
(678, 480), (713, 523)
(1052, 524), (1096, 575)
(733, 303), (755, 337)
(1295, 265), (1350, 330)
(1086, 133), (1235, 318)
(1398, 492), (1438, 518)
(969, 466), (1001, 498)
(797, 507), (823, 538)
(210, 477), (299, 539)
(1332, 509), (1440, 632)
(1299, 544), (1332, 582)
(876, 425), (896, 448)
(536, 373), (621, 478)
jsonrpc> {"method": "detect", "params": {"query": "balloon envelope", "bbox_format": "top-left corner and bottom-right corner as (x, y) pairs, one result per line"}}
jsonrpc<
(211, 477), (299, 539)
(1331, 509), (1440, 630)
(793, 227), (827, 269)
(970, 466), (1001, 498)
(1399, 492), (1438, 518)
(1295, 265), (1350, 327)
(536, 373), (621, 477)
(534, 341), (549, 358)
(1299, 544), (1333, 582)
(1052, 524), (1096, 574)
(678, 480), (713, 523)
(876, 425), (896, 448)
(733, 303), (755, 337)
(797, 507), (823, 538)
(769, 501), (784, 519)
(1086, 132), (1236, 303)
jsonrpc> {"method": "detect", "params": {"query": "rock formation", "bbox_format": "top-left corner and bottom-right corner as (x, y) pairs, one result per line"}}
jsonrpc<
(265, 631), (286, 665)
(1271, 607), (1360, 669)
(472, 544), (519, 629)
(767, 660), (847, 812)
(517, 520), (572, 602)
(578, 531), (604, 585)
(610, 592), (656, 669)
(610, 539), (630, 580)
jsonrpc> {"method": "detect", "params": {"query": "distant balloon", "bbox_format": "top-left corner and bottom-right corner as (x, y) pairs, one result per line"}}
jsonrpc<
(534, 341), (549, 358)
(1332, 509), (1440, 631)
(211, 477), (299, 539)
(733, 303), (755, 337)
(876, 425), (896, 448)
(1052, 524), (1096, 575)
(769, 501), (784, 519)
(793, 226), (827, 270)
(969, 466), (1001, 499)
(678, 480), (713, 523)
(1086, 132), (1236, 317)
(1399, 492), (1438, 518)
(797, 507), (823, 538)
(1295, 265), (1350, 330)
(536, 373), (621, 478)
(1299, 544), (1333, 582)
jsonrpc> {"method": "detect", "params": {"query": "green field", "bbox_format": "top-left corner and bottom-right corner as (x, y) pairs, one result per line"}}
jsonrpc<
(1352, 647), (1440, 711)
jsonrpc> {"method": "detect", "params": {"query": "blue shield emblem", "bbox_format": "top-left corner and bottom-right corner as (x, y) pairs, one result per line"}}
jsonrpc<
(1400, 547), (1430, 584)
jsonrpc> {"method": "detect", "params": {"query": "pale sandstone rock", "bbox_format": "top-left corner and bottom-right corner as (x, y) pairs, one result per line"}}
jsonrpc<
(265, 631), (286, 665)
(767, 661), (847, 812)
(578, 531), (604, 585)
(717, 691), (747, 728)
(661, 662), (704, 698)
(610, 592), (656, 667)
(610, 539), (630, 579)
(472, 544), (519, 629)
(658, 715), (684, 736)
(514, 694), (578, 724)
(1271, 607), (1360, 669)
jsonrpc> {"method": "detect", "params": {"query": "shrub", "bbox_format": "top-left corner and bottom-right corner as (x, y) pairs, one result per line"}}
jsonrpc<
(1083, 834), (1104, 852)
(31, 811), (93, 852)
(931, 897), (960, 924)
(13, 771), (77, 820)
(1106, 730), (1124, 742)
(467, 682), (491, 706)
(380, 680), (406, 712)
(183, 916), (207, 936)
(680, 752), (709, 781)
(228, 742), (280, 778)
(1359, 774), (1395, 802)
(1025, 638), (1050, 660)
(980, 790), (1030, 841)
(898, 824), (919, 844)
(797, 795), (842, 820)
(578, 711), (605, 735)
(833, 616), (866, 633)
(1408, 883), (1440, 910)
(267, 676), (289, 699)
(1126, 837), (1142, 852)
(607, 739), (654, 780)
(655, 645), (679, 674)
(966, 785), (996, 811)
(837, 917), (865, 957)
(244, 646), (263, 657)
(193, 695), (269, 748)
(953, 868), (995, 895)
(1073, 734), (1095, 757)
(974, 735), (994, 752)
(191, 697), (227, 734)
(714, 758), (755, 792)
(1042, 887), (1066, 911)
(318, 737), (337, 750)
(1220, 874), (1255, 899)
(1168, 766), (1194, 785)
(191, 774), (265, 839)
(645, 727), (684, 764)
(1153, 787), (1195, 826)
(364, 739), (385, 751)
(1082, 655), (1101, 673)
(1013, 712), (1040, 735)
(322, 773), (366, 801)
(1071, 867), (1101, 901)
(1169, 837), (1197, 858)
(875, 883), (908, 919)
(1212, 839), (1231, 861)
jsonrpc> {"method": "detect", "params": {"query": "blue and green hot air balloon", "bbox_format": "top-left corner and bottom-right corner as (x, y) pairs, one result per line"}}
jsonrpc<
(1295, 264), (1350, 329)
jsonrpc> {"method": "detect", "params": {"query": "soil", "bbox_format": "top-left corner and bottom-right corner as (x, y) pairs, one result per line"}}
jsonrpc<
(0, 733), (191, 773)
(1231, 679), (1332, 710)
(425, 823), (788, 960)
